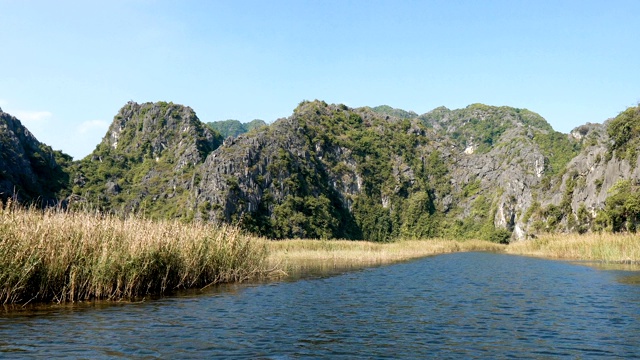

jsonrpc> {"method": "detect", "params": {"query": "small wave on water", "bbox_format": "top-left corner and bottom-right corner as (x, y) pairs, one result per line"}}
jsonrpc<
(2, 252), (640, 358)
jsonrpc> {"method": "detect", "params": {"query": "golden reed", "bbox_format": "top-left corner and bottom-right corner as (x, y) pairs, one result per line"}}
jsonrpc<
(267, 238), (504, 271)
(0, 200), (269, 304)
(507, 233), (640, 263)
(4, 198), (638, 305)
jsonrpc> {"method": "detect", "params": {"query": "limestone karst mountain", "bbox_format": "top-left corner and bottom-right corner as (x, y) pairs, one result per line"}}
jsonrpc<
(207, 119), (267, 139)
(0, 108), (71, 204)
(69, 101), (223, 217)
(3, 100), (640, 242)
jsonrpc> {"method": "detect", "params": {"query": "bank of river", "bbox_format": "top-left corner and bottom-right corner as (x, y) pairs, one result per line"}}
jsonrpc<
(4, 199), (639, 306)
(2, 252), (640, 358)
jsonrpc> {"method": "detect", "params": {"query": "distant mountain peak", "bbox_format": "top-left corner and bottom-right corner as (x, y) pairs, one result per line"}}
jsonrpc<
(4, 99), (640, 242)
(207, 119), (267, 139)
(370, 105), (419, 119)
(0, 110), (71, 204)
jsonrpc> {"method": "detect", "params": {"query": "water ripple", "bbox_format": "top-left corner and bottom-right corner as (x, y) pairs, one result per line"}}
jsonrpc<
(2, 252), (640, 358)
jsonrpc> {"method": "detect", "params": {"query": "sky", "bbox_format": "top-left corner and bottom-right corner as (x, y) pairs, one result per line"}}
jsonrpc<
(1, 0), (639, 160)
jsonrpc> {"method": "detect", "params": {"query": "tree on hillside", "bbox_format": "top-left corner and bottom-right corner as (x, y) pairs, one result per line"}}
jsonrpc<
(602, 179), (640, 232)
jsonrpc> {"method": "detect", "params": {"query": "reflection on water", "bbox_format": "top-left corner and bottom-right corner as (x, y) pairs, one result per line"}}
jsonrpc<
(569, 259), (640, 272)
(278, 258), (393, 281)
(567, 260), (640, 285)
(617, 274), (640, 285)
(2, 252), (640, 358)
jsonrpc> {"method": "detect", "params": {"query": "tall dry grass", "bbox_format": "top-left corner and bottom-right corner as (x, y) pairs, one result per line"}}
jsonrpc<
(507, 233), (640, 263)
(0, 200), (269, 304)
(10, 196), (639, 305)
(267, 238), (505, 271)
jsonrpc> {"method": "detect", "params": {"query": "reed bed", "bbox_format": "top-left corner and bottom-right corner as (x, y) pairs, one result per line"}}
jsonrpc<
(267, 238), (505, 271)
(9, 196), (639, 305)
(0, 201), (269, 305)
(506, 233), (640, 263)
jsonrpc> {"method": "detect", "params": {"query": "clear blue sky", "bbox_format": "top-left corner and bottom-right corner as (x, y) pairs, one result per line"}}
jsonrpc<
(1, 0), (639, 159)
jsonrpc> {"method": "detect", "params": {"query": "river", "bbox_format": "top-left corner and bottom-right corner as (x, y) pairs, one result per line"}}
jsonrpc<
(2, 252), (640, 358)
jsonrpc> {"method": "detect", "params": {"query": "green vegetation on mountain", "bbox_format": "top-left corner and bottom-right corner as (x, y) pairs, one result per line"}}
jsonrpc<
(532, 131), (581, 177)
(0, 110), (72, 204)
(2, 100), (640, 244)
(68, 101), (222, 218)
(228, 101), (454, 242)
(607, 105), (640, 166)
(579, 105), (640, 232)
(420, 104), (553, 154)
(200, 101), (563, 243)
(443, 194), (512, 244)
(370, 105), (419, 119)
(207, 119), (267, 138)
(599, 179), (640, 232)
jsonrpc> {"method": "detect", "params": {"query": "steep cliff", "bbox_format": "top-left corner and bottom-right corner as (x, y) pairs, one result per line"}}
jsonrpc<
(193, 101), (568, 242)
(0, 108), (71, 204)
(5, 99), (638, 242)
(69, 101), (223, 217)
(529, 106), (640, 234)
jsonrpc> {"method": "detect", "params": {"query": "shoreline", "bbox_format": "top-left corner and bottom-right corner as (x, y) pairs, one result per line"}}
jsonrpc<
(267, 234), (640, 277)
(266, 238), (505, 274)
(3, 202), (640, 305)
(505, 233), (640, 265)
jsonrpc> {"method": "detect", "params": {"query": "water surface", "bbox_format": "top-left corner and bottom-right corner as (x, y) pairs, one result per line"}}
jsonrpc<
(2, 252), (640, 358)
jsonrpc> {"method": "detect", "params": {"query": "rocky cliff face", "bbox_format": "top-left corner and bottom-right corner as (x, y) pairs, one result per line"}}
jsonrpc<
(0, 108), (71, 204)
(192, 101), (570, 241)
(69, 101), (222, 217)
(103, 101), (220, 169)
(530, 113), (640, 234)
(194, 101), (640, 242)
(196, 102), (374, 239)
(4, 99), (638, 242)
(415, 104), (583, 240)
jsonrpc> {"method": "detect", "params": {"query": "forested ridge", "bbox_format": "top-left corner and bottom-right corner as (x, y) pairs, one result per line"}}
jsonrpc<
(1, 101), (639, 243)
